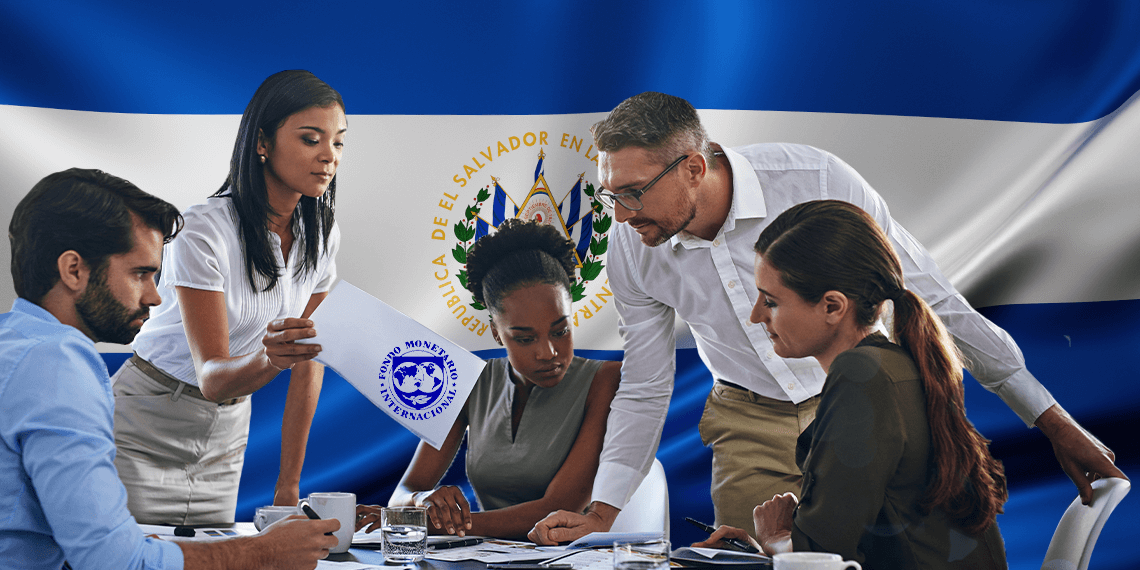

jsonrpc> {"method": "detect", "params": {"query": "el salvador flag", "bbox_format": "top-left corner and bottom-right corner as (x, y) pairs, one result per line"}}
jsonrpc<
(2, 3), (1138, 568)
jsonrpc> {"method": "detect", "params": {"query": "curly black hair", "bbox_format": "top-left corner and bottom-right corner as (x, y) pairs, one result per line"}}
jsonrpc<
(465, 218), (577, 314)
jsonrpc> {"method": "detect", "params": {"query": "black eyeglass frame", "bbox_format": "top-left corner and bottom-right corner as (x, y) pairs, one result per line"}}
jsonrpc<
(596, 154), (689, 212)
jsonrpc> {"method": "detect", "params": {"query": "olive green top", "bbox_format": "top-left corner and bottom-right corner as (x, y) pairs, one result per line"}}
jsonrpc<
(461, 356), (602, 511)
(792, 333), (1007, 570)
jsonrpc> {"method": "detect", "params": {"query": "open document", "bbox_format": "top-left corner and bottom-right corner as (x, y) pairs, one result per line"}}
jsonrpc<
(302, 281), (486, 449)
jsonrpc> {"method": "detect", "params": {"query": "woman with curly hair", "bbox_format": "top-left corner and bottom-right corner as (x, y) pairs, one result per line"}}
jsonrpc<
(698, 200), (1007, 569)
(357, 219), (620, 539)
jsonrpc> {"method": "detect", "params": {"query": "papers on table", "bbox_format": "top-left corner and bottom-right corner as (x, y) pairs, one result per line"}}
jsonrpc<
(542, 548), (616, 570)
(139, 523), (258, 541)
(671, 546), (771, 566)
(425, 539), (554, 563)
(301, 281), (486, 449)
(562, 531), (666, 549)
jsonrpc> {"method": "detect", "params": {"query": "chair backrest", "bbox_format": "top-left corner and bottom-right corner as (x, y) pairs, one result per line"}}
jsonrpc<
(1041, 477), (1130, 570)
(610, 458), (670, 538)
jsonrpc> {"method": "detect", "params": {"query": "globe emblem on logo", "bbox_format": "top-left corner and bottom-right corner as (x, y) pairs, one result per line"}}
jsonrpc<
(390, 355), (447, 411)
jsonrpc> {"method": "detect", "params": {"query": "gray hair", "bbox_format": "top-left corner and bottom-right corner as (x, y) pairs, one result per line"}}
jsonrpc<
(590, 92), (714, 167)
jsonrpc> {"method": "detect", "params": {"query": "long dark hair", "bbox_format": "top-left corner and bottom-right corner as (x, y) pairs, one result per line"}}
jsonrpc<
(754, 200), (1006, 534)
(214, 70), (343, 292)
(464, 219), (577, 314)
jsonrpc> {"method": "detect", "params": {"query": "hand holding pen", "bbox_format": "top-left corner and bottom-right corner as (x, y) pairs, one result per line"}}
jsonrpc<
(686, 517), (761, 553)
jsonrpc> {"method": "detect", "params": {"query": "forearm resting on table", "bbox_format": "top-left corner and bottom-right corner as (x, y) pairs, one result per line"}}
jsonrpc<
(472, 495), (600, 540)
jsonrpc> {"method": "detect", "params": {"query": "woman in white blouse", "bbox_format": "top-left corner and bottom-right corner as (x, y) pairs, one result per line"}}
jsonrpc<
(111, 70), (346, 525)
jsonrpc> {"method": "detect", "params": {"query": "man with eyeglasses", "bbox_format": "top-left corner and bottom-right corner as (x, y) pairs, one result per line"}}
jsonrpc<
(528, 91), (1125, 544)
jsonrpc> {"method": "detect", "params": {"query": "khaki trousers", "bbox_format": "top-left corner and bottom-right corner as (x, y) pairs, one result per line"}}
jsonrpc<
(698, 381), (819, 532)
(111, 357), (251, 525)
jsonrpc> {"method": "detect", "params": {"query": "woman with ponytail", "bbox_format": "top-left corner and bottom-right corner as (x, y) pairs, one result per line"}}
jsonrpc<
(697, 200), (1007, 569)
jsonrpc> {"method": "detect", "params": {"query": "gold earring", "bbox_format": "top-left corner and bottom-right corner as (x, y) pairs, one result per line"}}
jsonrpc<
(259, 154), (266, 163)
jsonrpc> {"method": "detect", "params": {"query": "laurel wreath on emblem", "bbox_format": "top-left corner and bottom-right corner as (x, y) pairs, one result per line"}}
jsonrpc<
(452, 183), (613, 310)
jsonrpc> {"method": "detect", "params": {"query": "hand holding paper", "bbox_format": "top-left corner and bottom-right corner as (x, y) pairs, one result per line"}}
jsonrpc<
(299, 282), (486, 448)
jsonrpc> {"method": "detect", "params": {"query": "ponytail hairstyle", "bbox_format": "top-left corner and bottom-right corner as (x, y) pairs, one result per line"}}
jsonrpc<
(214, 70), (344, 292)
(754, 200), (1006, 534)
(464, 219), (577, 315)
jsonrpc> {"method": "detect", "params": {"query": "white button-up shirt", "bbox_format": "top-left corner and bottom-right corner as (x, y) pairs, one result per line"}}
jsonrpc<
(133, 196), (339, 386)
(593, 143), (1056, 508)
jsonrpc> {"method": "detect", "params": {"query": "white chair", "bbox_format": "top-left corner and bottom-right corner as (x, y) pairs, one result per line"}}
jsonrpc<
(610, 458), (670, 539)
(1041, 477), (1130, 570)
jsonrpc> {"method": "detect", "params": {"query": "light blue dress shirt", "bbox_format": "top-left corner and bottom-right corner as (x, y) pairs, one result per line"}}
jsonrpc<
(0, 299), (183, 569)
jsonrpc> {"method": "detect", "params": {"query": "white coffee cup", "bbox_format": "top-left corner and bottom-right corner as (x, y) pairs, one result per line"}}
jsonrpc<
(254, 505), (300, 531)
(302, 492), (356, 554)
(773, 552), (862, 570)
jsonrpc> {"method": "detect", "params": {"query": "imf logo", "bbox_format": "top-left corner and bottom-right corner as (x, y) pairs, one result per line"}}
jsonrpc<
(377, 341), (460, 421)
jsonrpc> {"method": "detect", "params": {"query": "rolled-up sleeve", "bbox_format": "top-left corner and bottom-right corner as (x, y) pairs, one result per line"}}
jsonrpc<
(592, 224), (678, 509)
(827, 154), (1055, 426)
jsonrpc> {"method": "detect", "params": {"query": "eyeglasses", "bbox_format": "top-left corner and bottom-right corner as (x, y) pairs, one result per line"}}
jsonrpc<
(596, 154), (689, 212)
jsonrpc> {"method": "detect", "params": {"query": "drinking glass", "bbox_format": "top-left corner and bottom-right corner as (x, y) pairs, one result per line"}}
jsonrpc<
(381, 506), (428, 563)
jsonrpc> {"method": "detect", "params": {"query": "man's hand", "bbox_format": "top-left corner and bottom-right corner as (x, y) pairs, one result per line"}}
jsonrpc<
(528, 501), (619, 545)
(1035, 404), (1128, 505)
(691, 525), (760, 551)
(180, 515), (339, 570)
(256, 516), (340, 569)
(752, 493), (797, 556)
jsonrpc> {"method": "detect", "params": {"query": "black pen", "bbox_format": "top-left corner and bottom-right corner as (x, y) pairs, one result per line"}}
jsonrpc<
(431, 537), (484, 550)
(685, 517), (759, 553)
(299, 500), (334, 536)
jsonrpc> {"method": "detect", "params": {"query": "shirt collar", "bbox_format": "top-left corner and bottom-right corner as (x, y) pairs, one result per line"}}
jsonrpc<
(12, 297), (97, 347)
(668, 145), (768, 250)
(12, 297), (61, 324)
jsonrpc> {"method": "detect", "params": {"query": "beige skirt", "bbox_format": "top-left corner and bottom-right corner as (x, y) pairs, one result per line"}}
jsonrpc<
(111, 355), (252, 525)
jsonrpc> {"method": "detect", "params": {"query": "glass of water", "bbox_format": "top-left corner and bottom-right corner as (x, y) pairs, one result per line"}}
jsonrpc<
(614, 539), (671, 570)
(381, 506), (428, 563)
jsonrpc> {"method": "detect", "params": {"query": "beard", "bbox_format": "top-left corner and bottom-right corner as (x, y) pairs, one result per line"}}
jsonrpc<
(634, 199), (698, 247)
(76, 268), (149, 345)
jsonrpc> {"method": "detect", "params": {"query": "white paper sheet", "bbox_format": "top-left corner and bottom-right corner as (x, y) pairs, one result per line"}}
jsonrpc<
(424, 539), (556, 563)
(301, 282), (486, 448)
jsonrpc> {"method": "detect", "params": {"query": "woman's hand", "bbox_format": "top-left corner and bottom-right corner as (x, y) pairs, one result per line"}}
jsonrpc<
(356, 504), (383, 533)
(753, 492), (798, 556)
(263, 318), (322, 371)
(273, 481), (300, 509)
(416, 487), (472, 536)
(691, 525), (761, 551)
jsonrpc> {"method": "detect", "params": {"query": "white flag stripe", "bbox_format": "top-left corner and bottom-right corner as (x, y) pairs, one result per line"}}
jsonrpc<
(2, 102), (1137, 357)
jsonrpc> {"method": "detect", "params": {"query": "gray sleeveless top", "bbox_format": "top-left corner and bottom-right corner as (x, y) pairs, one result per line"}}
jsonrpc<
(462, 356), (602, 511)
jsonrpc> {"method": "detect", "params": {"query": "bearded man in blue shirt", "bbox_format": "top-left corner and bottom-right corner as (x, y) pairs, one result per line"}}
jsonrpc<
(0, 168), (338, 570)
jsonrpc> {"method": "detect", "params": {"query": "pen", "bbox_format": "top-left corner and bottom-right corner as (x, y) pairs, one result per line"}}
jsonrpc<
(685, 517), (759, 553)
(299, 500), (321, 520)
(431, 537), (484, 550)
(299, 500), (334, 536)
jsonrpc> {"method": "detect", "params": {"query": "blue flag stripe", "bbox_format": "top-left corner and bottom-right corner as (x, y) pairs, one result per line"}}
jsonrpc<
(3, 1), (1140, 121)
